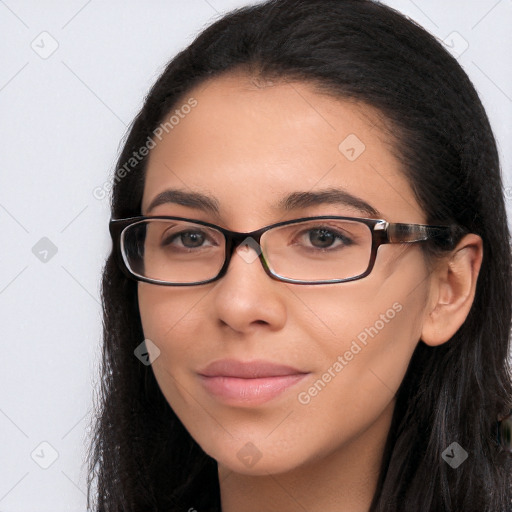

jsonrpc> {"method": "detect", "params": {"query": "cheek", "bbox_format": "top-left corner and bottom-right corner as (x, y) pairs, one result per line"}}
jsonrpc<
(289, 281), (427, 456)
(137, 284), (208, 387)
(137, 284), (211, 422)
(293, 251), (429, 410)
(137, 283), (209, 340)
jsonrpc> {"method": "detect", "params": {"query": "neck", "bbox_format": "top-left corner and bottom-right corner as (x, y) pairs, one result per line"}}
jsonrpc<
(218, 400), (393, 512)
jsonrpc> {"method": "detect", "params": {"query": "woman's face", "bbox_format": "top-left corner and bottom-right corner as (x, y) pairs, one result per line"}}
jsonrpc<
(138, 73), (434, 476)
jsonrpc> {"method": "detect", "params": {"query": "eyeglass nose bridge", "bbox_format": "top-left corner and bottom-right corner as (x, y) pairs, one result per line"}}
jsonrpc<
(217, 229), (275, 281)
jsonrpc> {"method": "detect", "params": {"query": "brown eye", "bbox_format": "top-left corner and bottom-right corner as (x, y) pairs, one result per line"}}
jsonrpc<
(162, 230), (208, 249)
(302, 227), (353, 250)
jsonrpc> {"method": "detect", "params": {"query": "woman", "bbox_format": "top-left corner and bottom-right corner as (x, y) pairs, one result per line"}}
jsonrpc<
(86, 0), (512, 510)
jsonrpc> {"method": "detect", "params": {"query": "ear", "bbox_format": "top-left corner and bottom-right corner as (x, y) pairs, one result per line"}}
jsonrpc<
(421, 233), (483, 346)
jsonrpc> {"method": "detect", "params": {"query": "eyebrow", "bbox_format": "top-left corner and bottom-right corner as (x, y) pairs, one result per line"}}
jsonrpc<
(277, 189), (380, 217)
(145, 187), (381, 217)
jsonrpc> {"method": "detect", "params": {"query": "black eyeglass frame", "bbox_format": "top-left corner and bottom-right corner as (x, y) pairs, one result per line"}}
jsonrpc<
(109, 215), (463, 286)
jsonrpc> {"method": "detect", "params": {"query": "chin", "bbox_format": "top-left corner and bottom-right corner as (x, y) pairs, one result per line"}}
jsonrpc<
(199, 435), (313, 476)
(215, 454), (302, 476)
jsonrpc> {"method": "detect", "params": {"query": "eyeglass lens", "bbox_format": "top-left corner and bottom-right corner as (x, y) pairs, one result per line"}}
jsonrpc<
(121, 218), (373, 284)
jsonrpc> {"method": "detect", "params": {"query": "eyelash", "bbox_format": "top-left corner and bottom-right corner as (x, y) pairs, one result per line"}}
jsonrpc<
(161, 225), (354, 252)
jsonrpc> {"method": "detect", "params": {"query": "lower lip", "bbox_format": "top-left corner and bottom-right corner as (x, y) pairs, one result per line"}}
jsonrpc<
(198, 374), (309, 405)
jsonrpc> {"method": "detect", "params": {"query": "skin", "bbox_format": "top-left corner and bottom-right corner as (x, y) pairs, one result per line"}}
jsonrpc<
(137, 72), (483, 512)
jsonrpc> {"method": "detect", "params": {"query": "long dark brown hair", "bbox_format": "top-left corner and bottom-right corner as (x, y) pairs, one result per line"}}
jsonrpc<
(86, 1), (512, 510)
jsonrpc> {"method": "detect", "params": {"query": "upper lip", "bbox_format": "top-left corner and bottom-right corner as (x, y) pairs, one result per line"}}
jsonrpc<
(198, 359), (307, 378)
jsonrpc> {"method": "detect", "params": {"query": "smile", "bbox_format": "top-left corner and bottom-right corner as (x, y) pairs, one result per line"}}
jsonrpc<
(197, 359), (310, 406)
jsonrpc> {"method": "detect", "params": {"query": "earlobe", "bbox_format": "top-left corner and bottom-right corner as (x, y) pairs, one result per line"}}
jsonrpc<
(420, 234), (483, 347)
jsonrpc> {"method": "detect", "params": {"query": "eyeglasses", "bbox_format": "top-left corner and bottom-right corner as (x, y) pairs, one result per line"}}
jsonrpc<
(109, 215), (461, 286)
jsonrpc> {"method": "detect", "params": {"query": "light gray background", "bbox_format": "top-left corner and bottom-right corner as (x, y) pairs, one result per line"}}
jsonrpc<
(0, 1), (511, 510)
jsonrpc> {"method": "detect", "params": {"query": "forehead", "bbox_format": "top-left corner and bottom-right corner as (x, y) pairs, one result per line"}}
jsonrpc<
(141, 72), (425, 227)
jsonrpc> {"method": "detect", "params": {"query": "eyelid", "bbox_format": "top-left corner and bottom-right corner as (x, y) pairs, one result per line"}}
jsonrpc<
(146, 214), (380, 235)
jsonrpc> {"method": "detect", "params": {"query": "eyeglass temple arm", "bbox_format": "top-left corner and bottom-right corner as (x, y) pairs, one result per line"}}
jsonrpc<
(383, 222), (466, 248)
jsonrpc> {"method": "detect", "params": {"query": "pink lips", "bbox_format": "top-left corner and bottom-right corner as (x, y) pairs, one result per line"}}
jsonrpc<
(198, 359), (309, 405)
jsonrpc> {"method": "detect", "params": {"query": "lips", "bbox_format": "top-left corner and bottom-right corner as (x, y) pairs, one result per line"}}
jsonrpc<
(198, 359), (310, 405)
(199, 359), (306, 378)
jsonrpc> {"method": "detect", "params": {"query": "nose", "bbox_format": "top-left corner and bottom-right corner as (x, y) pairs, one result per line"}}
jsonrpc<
(211, 235), (287, 333)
